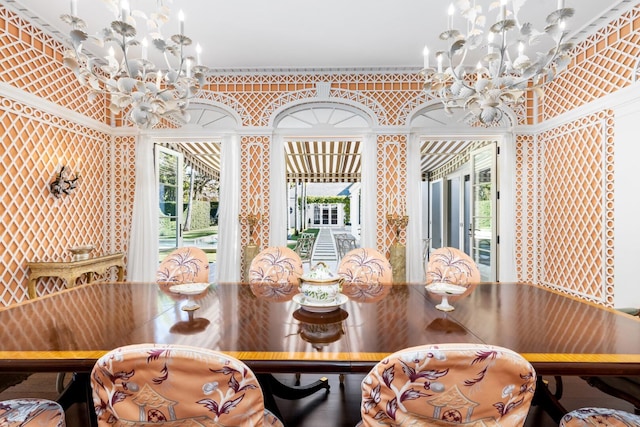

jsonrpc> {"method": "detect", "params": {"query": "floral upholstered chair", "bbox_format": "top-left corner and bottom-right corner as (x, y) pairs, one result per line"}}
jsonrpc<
(0, 398), (66, 426)
(358, 343), (536, 427)
(249, 246), (303, 286)
(560, 408), (640, 427)
(426, 247), (481, 285)
(91, 343), (284, 426)
(337, 248), (392, 285)
(156, 247), (210, 284)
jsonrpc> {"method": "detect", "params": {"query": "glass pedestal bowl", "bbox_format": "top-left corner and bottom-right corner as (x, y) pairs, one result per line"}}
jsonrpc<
(425, 282), (467, 312)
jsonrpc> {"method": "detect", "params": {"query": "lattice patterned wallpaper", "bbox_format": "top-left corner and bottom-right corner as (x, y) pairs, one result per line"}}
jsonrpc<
(514, 134), (536, 284)
(516, 111), (615, 305)
(108, 136), (136, 258)
(239, 135), (271, 250)
(376, 135), (408, 255)
(0, 7), (109, 125)
(204, 73), (426, 127)
(538, 5), (640, 121)
(0, 96), (130, 304)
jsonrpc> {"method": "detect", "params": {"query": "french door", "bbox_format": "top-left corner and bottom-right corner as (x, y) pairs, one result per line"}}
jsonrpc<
(469, 144), (497, 281)
(156, 145), (184, 250)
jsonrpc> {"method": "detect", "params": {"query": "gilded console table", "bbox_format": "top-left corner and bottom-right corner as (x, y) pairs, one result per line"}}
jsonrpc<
(26, 253), (125, 299)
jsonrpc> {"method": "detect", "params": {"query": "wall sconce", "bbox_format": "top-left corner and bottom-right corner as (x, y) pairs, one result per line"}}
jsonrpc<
(238, 212), (262, 245)
(387, 212), (409, 242)
(50, 165), (79, 198)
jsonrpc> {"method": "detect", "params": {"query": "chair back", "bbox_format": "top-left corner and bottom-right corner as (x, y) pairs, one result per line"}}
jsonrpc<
(337, 248), (392, 285)
(426, 247), (480, 285)
(91, 343), (283, 426)
(292, 232), (317, 263)
(157, 247), (210, 284)
(249, 246), (303, 286)
(0, 398), (66, 426)
(560, 408), (640, 427)
(360, 343), (536, 427)
(334, 233), (358, 260)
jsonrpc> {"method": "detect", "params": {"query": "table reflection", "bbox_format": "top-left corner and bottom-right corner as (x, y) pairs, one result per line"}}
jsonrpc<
(169, 317), (211, 335)
(341, 282), (390, 303)
(292, 308), (348, 351)
(0, 282), (637, 377)
(249, 281), (297, 302)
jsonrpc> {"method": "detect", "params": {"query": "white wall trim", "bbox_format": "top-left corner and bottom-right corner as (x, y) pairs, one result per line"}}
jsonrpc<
(516, 82), (640, 134)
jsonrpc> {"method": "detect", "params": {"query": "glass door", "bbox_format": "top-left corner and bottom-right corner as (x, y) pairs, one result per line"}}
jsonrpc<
(446, 176), (460, 249)
(470, 144), (496, 281)
(156, 145), (184, 251)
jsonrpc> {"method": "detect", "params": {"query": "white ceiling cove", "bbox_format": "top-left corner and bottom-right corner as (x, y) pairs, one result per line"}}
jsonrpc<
(6, 0), (633, 72)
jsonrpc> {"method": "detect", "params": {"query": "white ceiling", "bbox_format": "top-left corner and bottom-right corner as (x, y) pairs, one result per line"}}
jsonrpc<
(6, 0), (632, 72)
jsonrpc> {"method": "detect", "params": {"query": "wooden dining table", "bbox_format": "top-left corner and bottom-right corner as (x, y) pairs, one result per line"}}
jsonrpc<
(0, 280), (638, 422)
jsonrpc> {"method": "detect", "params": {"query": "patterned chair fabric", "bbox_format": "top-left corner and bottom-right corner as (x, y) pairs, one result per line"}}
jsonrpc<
(337, 248), (392, 285)
(359, 343), (536, 427)
(426, 247), (481, 285)
(91, 343), (284, 426)
(249, 246), (303, 286)
(156, 247), (210, 284)
(0, 398), (66, 426)
(560, 407), (640, 427)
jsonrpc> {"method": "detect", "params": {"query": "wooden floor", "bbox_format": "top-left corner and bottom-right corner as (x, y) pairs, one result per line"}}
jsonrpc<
(0, 372), (635, 426)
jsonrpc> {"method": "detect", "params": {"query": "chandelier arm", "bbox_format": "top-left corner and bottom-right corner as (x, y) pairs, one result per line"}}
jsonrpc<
(496, 29), (508, 79)
(448, 47), (475, 92)
(503, 30), (569, 92)
(119, 34), (135, 81)
(61, 3), (209, 128)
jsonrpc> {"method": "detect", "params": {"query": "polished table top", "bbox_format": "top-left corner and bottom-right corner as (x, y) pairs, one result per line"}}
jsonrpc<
(0, 281), (638, 376)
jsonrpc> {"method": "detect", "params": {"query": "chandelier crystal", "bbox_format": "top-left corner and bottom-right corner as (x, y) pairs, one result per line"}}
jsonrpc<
(421, 0), (574, 124)
(61, 0), (208, 129)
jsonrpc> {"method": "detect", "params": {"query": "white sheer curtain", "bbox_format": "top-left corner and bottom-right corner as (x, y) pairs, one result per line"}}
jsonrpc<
(127, 134), (159, 282)
(498, 134), (517, 282)
(406, 134), (424, 282)
(269, 134), (287, 246)
(216, 134), (241, 282)
(360, 133), (377, 248)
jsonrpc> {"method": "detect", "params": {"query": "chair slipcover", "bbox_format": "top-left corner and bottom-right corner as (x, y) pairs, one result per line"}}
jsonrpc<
(426, 247), (481, 285)
(560, 407), (640, 427)
(91, 343), (284, 426)
(337, 248), (392, 285)
(156, 247), (210, 284)
(359, 343), (536, 427)
(249, 246), (303, 286)
(0, 398), (66, 426)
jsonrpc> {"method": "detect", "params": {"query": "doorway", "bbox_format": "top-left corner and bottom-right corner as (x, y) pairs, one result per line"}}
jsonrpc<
(422, 139), (498, 281)
(156, 145), (184, 251)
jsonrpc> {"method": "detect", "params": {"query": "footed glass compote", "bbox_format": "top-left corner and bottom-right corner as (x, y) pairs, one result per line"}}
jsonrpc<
(169, 283), (210, 312)
(425, 282), (467, 312)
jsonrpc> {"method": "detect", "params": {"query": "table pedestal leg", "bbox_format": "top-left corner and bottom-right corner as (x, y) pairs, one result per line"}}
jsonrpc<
(257, 373), (330, 421)
(532, 375), (567, 423)
(57, 372), (98, 427)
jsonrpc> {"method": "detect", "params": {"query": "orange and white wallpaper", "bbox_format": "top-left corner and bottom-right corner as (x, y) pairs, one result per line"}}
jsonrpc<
(1, 3), (638, 306)
(0, 7), (134, 304)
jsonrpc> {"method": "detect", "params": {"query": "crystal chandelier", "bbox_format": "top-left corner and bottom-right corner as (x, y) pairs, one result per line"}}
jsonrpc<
(421, 0), (574, 124)
(61, 0), (208, 129)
